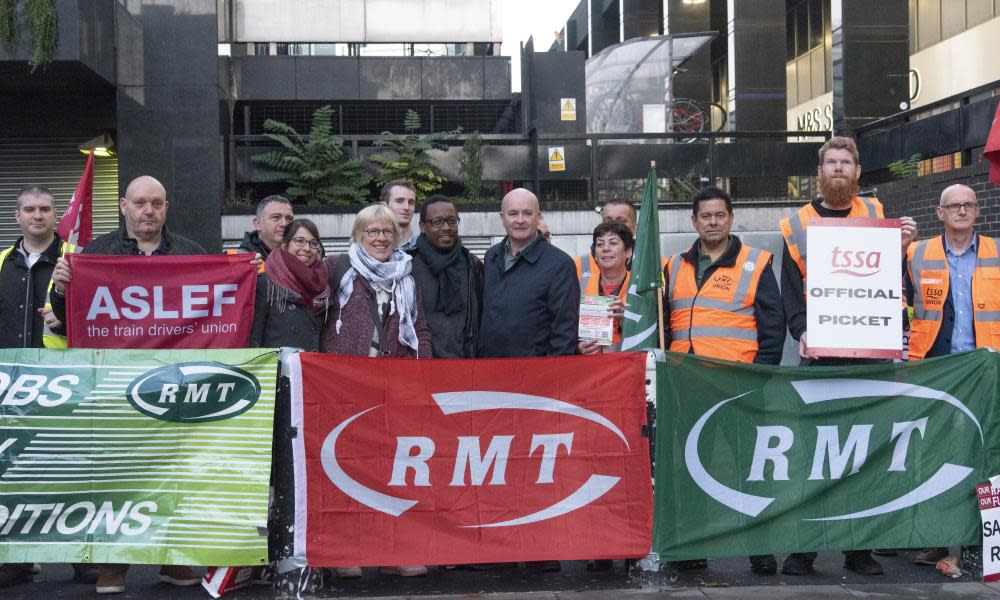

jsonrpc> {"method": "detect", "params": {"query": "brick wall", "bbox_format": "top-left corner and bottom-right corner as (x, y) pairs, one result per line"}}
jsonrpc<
(872, 157), (1000, 240)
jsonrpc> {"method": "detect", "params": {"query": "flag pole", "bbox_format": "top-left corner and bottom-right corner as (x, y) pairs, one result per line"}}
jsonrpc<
(650, 160), (665, 351)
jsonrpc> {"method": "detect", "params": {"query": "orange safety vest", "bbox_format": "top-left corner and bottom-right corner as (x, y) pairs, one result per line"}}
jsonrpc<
(574, 253), (666, 283)
(779, 196), (883, 280)
(906, 235), (1000, 360)
(666, 244), (772, 363)
(226, 248), (266, 273)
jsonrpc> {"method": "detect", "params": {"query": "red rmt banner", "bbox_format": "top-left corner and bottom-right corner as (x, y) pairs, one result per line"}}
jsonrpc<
(65, 254), (257, 349)
(291, 352), (653, 566)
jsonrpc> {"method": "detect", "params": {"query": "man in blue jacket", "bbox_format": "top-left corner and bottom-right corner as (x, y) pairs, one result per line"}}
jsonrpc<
(478, 188), (580, 359)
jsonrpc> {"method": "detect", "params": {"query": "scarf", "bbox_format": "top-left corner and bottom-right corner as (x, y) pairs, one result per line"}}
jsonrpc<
(264, 249), (330, 313)
(414, 234), (466, 316)
(337, 243), (419, 354)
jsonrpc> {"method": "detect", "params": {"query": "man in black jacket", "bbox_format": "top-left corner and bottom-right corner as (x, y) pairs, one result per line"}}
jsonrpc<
(49, 175), (205, 594)
(232, 194), (293, 258)
(409, 195), (483, 358)
(478, 188), (580, 360)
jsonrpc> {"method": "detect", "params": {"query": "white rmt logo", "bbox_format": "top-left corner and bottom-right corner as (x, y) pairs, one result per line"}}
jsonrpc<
(686, 379), (981, 521)
(320, 391), (628, 527)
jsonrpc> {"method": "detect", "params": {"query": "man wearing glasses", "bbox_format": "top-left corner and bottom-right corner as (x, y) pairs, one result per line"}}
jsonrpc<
(409, 195), (484, 358)
(904, 184), (997, 566)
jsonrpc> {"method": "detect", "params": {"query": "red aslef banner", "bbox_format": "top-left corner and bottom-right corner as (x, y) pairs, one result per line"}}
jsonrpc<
(292, 352), (652, 567)
(65, 254), (257, 349)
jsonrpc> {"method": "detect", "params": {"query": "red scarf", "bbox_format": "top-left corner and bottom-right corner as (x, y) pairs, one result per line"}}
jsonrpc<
(264, 249), (329, 309)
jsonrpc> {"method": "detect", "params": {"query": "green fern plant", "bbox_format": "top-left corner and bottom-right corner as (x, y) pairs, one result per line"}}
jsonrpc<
(370, 110), (460, 201)
(250, 105), (372, 206)
(0, 0), (16, 55)
(888, 154), (921, 180)
(459, 133), (485, 202)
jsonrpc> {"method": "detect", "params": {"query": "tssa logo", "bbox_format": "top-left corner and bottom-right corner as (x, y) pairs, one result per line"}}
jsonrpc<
(687, 379), (980, 520)
(320, 391), (628, 527)
(830, 246), (881, 277)
(127, 362), (260, 423)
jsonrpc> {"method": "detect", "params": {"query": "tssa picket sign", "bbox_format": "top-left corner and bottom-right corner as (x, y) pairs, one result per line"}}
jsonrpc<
(65, 254), (257, 349)
(286, 352), (652, 566)
(978, 480), (1000, 582)
(805, 217), (903, 358)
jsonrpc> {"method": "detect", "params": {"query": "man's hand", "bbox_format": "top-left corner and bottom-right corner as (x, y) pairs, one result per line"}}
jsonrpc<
(577, 340), (602, 355)
(251, 253), (264, 267)
(798, 331), (810, 359)
(900, 216), (918, 250)
(52, 256), (72, 294)
(38, 307), (62, 331)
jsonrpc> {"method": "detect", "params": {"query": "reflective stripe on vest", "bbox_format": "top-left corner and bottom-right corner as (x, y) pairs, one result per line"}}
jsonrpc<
(575, 253), (596, 285)
(907, 235), (1000, 360)
(0, 241), (76, 348)
(666, 244), (771, 363)
(779, 196), (884, 280)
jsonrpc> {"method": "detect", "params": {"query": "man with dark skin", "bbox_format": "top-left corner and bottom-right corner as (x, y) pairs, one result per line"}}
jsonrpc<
(409, 195), (484, 358)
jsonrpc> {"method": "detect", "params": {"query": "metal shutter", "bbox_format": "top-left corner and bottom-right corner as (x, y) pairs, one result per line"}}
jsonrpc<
(0, 139), (119, 248)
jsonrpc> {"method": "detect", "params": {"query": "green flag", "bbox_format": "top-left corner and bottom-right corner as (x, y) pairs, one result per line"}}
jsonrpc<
(620, 166), (662, 351)
(653, 350), (999, 560)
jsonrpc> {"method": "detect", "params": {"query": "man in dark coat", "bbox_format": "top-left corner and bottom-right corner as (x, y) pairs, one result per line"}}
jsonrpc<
(408, 195), (483, 358)
(478, 188), (579, 359)
(49, 175), (206, 594)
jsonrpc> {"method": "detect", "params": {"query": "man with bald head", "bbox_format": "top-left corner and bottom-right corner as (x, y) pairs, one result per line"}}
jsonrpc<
(478, 188), (579, 359)
(49, 175), (205, 593)
(905, 183), (997, 565)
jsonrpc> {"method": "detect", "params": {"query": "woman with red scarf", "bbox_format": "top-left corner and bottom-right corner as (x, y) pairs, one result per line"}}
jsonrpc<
(250, 218), (329, 350)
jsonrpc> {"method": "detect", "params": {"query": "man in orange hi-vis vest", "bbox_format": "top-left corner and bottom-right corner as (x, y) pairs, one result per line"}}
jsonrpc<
(778, 136), (918, 578)
(904, 183), (997, 568)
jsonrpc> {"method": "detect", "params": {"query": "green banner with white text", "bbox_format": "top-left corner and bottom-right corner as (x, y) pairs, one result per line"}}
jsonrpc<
(654, 349), (1000, 560)
(0, 348), (276, 566)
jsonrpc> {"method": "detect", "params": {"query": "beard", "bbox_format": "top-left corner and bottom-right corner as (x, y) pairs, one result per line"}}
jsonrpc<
(819, 173), (858, 206)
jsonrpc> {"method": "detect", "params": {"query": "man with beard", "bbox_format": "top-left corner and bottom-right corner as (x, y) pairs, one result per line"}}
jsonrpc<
(777, 136), (917, 577)
(409, 195), (483, 358)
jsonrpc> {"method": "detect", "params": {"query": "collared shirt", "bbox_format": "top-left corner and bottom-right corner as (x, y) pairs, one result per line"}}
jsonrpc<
(945, 233), (978, 353)
(695, 236), (732, 285)
(18, 240), (43, 269)
(397, 233), (417, 254)
(503, 234), (543, 272)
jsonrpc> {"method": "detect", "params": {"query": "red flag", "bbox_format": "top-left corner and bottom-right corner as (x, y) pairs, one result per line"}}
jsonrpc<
(57, 153), (95, 246)
(293, 352), (653, 567)
(986, 101), (1000, 186)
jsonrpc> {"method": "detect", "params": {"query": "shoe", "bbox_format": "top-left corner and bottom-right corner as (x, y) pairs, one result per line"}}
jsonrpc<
(668, 559), (708, 571)
(526, 560), (561, 572)
(780, 554), (815, 575)
(586, 559), (613, 571)
(335, 566), (363, 578)
(379, 565), (428, 577)
(95, 566), (127, 594)
(72, 563), (101, 584)
(914, 547), (949, 565)
(251, 565), (273, 585)
(872, 549), (898, 556)
(844, 552), (883, 576)
(0, 563), (34, 588)
(31, 564), (41, 575)
(749, 554), (777, 575)
(461, 562), (506, 571)
(159, 565), (201, 586)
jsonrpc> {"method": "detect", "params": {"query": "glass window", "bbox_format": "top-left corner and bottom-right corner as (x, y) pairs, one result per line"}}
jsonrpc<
(811, 48), (825, 98)
(909, 0), (918, 54)
(796, 4), (808, 55)
(785, 8), (793, 58)
(917, 0), (942, 49)
(797, 54), (811, 103)
(967, 0), (993, 27)
(787, 62), (798, 108)
(809, 0), (823, 48)
(941, 0), (966, 38)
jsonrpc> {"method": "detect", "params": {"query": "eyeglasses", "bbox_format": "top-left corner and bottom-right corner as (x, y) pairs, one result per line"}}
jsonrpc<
(426, 217), (460, 228)
(291, 237), (321, 249)
(941, 202), (978, 213)
(363, 228), (396, 239)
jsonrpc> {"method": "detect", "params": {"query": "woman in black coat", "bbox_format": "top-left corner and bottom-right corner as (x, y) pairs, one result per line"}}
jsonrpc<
(249, 218), (329, 350)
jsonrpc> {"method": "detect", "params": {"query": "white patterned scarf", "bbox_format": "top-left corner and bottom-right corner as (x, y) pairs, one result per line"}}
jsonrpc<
(337, 243), (419, 354)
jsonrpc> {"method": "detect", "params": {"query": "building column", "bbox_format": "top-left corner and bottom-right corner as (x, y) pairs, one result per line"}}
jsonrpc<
(665, 0), (711, 102)
(115, 0), (223, 251)
(830, 0), (909, 134)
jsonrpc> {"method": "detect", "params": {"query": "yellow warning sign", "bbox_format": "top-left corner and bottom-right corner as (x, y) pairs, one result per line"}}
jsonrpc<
(548, 147), (566, 172)
(560, 97), (577, 121)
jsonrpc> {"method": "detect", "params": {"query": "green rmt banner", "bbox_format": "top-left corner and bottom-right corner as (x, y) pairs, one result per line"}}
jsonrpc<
(654, 349), (1000, 560)
(0, 348), (276, 566)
